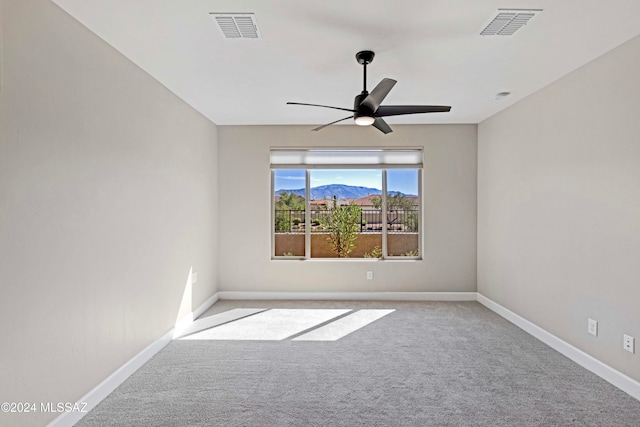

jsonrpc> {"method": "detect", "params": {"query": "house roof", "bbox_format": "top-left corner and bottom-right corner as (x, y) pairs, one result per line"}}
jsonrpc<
(344, 195), (418, 206)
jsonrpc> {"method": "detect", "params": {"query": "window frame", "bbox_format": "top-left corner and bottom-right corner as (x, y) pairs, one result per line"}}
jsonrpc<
(271, 148), (423, 261)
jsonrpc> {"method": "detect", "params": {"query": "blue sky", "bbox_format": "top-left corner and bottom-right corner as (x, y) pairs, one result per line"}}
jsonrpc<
(274, 169), (418, 196)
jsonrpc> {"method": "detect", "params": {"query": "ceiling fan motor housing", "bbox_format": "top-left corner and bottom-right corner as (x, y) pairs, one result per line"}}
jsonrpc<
(353, 92), (374, 120)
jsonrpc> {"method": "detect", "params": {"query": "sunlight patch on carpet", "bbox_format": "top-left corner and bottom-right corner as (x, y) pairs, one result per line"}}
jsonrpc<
(180, 309), (351, 341)
(175, 308), (267, 339)
(293, 309), (395, 341)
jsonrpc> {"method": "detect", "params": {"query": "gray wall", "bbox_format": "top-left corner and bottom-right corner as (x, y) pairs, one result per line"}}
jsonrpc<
(0, 1), (219, 425)
(218, 124), (477, 293)
(478, 35), (640, 382)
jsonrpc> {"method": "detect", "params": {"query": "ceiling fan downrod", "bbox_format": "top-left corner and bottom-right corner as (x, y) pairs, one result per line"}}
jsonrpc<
(356, 50), (375, 94)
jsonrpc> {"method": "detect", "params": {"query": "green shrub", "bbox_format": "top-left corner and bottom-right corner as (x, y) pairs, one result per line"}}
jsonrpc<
(364, 246), (383, 258)
(323, 200), (362, 258)
(274, 212), (289, 232)
(405, 212), (419, 232)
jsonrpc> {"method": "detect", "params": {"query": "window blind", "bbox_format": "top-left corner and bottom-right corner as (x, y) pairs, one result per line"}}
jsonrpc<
(270, 148), (423, 168)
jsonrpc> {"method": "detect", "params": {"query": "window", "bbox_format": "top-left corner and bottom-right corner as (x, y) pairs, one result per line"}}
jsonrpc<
(272, 148), (422, 260)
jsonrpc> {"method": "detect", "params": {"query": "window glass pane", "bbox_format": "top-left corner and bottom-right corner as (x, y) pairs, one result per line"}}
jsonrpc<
(386, 169), (420, 257)
(272, 160), (422, 261)
(274, 169), (305, 257)
(309, 169), (381, 258)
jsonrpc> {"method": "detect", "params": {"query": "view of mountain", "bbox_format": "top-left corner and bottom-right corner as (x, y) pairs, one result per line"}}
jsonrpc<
(275, 184), (414, 200)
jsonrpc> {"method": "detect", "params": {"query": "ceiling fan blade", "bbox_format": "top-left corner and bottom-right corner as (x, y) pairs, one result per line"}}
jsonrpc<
(312, 115), (354, 132)
(376, 105), (451, 117)
(287, 102), (356, 113)
(372, 117), (393, 134)
(360, 78), (397, 112)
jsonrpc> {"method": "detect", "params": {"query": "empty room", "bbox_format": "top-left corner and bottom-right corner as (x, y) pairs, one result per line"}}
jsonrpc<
(1, 1), (640, 426)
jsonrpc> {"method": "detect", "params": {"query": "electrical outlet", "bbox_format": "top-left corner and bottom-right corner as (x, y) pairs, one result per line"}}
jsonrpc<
(623, 334), (634, 353)
(366, 271), (373, 280)
(192, 272), (198, 284)
(587, 318), (598, 336)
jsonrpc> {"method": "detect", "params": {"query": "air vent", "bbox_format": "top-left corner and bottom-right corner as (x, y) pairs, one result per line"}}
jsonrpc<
(211, 13), (260, 39)
(481, 9), (542, 36)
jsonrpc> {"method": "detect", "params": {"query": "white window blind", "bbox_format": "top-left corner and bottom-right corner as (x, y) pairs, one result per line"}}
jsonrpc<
(270, 148), (423, 169)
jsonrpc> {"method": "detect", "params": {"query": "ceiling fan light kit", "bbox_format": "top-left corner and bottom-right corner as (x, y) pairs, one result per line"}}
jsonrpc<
(355, 116), (375, 126)
(287, 50), (451, 134)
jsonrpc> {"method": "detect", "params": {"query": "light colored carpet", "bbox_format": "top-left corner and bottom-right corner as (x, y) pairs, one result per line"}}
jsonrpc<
(76, 300), (640, 426)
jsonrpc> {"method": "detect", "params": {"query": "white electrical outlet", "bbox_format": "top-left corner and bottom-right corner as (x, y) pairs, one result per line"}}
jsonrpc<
(587, 318), (598, 336)
(192, 272), (198, 284)
(623, 334), (634, 353)
(366, 271), (373, 280)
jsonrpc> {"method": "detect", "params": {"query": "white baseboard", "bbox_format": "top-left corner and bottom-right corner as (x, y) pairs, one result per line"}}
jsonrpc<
(217, 291), (478, 301)
(193, 293), (219, 319)
(45, 328), (173, 427)
(477, 293), (640, 402)
(46, 292), (221, 427)
(174, 293), (220, 338)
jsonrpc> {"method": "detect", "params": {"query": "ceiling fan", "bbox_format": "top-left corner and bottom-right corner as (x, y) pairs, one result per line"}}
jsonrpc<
(287, 50), (451, 134)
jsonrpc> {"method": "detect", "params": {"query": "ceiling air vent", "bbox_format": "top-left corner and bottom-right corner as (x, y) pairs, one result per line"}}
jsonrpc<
(211, 13), (260, 39)
(481, 9), (542, 36)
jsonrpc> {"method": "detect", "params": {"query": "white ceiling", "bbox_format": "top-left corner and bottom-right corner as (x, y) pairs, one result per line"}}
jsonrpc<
(53, 0), (640, 127)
